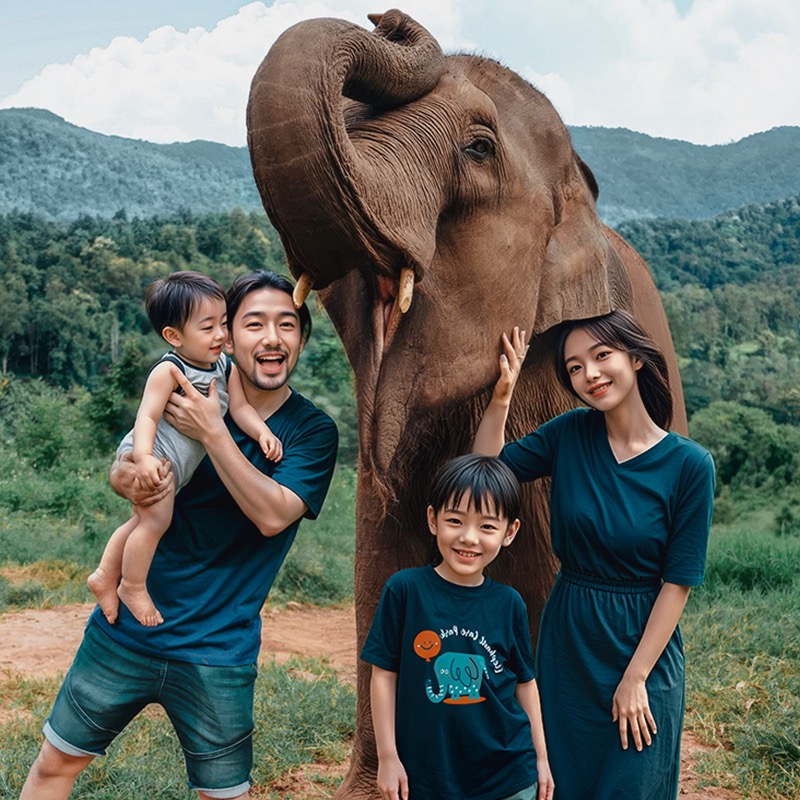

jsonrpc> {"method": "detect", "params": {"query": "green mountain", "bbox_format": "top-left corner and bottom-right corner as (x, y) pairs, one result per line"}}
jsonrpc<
(0, 108), (262, 220)
(571, 126), (800, 224)
(1, 107), (798, 224)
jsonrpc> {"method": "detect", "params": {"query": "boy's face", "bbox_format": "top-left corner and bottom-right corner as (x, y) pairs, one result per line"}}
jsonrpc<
(427, 493), (519, 587)
(162, 296), (227, 369)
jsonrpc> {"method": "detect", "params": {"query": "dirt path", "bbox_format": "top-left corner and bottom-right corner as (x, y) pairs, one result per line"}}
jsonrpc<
(0, 602), (737, 799)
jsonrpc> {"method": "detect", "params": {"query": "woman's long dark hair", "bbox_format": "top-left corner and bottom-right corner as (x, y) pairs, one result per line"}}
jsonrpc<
(554, 310), (673, 430)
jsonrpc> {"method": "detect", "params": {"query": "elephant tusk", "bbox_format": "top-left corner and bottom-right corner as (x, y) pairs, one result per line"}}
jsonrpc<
(292, 273), (313, 308)
(398, 267), (415, 314)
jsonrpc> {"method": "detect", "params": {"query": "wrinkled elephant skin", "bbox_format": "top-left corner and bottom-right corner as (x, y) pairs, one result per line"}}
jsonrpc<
(247, 9), (686, 798)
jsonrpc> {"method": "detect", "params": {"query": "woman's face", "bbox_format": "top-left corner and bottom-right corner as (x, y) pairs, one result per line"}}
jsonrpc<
(563, 327), (642, 413)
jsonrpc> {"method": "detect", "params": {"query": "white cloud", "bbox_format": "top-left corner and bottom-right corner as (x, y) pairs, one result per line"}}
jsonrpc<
(1, 0), (797, 145)
(511, 0), (800, 143)
(0, 1), (466, 146)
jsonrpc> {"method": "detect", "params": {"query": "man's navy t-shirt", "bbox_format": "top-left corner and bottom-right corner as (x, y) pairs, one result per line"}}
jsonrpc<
(92, 389), (338, 665)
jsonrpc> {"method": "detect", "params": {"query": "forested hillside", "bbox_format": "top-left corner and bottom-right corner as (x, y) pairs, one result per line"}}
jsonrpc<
(2, 195), (800, 500)
(0, 109), (262, 219)
(1, 107), (798, 224)
(572, 126), (800, 223)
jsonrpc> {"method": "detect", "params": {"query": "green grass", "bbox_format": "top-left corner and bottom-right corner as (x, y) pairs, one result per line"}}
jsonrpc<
(0, 658), (355, 800)
(3, 435), (800, 798)
(682, 500), (800, 799)
(0, 461), (356, 612)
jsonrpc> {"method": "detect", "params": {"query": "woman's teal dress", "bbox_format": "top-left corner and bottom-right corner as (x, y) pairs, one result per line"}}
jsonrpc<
(500, 408), (714, 800)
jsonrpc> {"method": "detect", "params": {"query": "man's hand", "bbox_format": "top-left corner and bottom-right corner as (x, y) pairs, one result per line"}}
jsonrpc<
(163, 367), (226, 444)
(110, 451), (173, 506)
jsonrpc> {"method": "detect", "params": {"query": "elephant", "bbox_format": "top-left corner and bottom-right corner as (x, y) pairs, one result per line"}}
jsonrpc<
(247, 9), (686, 798)
(425, 653), (490, 704)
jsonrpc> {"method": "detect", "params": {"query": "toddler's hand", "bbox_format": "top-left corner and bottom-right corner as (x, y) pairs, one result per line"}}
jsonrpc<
(260, 428), (283, 462)
(136, 454), (164, 491)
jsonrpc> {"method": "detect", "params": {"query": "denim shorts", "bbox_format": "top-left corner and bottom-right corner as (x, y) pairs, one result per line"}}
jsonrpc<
(44, 623), (256, 798)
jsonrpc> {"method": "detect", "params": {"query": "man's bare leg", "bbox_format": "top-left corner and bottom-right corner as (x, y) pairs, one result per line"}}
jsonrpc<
(20, 741), (94, 800)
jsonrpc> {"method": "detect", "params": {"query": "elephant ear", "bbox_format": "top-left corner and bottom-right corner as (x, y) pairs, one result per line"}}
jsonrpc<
(534, 161), (632, 333)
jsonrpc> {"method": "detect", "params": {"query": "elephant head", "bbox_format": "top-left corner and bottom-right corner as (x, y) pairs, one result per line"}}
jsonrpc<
(247, 9), (685, 798)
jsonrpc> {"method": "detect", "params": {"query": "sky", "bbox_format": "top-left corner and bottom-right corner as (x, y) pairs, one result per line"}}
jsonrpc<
(1, 0), (798, 147)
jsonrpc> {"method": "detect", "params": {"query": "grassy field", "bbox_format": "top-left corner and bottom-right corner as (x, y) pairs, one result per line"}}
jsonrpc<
(682, 500), (800, 799)
(1, 448), (799, 798)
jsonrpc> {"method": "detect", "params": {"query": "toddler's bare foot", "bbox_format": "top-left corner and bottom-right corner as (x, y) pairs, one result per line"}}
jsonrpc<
(117, 580), (164, 626)
(87, 568), (120, 624)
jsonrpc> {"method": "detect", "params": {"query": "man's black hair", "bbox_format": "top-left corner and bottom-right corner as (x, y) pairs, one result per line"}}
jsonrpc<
(226, 271), (312, 342)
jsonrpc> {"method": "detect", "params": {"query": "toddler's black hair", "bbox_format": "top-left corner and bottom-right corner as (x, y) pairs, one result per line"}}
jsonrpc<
(428, 454), (522, 524)
(145, 271), (226, 336)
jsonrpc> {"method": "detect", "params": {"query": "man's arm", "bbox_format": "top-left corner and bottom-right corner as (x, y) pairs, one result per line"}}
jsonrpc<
(163, 368), (308, 537)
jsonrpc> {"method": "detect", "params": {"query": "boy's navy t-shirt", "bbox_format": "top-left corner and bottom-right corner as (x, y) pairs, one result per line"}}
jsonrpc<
(91, 389), (338, 665)
(361, 566), (539, 800)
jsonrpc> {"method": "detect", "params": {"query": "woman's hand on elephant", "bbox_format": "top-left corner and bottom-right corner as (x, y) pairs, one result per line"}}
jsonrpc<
(376, 754), (409, 800)
(493, 326), (529, 405)
(612, 674), (657, 751)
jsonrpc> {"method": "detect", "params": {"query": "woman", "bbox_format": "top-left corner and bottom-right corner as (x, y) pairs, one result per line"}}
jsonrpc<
(473, 310), (714, 799)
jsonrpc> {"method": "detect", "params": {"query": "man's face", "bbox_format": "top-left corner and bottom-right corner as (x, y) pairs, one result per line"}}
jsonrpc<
(228, 288), (304, 393)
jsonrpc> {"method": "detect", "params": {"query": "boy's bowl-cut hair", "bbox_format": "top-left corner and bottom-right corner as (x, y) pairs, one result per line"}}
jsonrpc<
(145, 271), (226, 336)
(428, 454), (522, 524)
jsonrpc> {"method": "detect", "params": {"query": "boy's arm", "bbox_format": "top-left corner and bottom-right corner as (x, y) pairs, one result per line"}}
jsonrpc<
(370, 666), (408, 800)
(164, 368), (309, 536)
(227, 363), (283, 461)
(472, 327), (528, 456)
(516, 679), (555, 800)
(132, 362), (180, 489)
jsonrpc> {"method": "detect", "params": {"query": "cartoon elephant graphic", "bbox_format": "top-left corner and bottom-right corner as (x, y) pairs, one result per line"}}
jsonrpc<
(426, 653), (490, 704)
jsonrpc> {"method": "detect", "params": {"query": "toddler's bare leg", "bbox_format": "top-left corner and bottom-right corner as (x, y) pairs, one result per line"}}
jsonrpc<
(87, 513), (139, 624)
(117, 485), (175, 626)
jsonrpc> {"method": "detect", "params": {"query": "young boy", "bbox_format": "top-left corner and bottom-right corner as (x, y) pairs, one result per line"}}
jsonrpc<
(88, 271), (281, 627)
(361, 454), (555, 800)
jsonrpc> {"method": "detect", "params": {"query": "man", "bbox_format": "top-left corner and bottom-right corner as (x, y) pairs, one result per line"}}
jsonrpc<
(21, 271), (339, 800)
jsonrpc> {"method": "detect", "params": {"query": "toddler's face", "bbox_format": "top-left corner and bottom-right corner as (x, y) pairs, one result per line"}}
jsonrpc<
(167, 296), (228, 369)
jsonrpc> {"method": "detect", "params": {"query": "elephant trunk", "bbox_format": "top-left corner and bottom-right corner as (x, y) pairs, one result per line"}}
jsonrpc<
(247, 10), (444, 293)
(425, 680), (446, 704)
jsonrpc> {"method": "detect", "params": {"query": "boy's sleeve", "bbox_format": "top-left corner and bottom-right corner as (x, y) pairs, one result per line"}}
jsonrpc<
(507, 591), (536, 684)
(360, 577), (404, 672)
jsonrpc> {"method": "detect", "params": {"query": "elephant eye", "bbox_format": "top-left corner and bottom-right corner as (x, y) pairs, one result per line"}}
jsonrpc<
(464, 136), (495, 162)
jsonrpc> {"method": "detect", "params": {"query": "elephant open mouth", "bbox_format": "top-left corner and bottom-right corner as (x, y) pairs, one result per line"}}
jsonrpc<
(374, 270), (414, 353)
